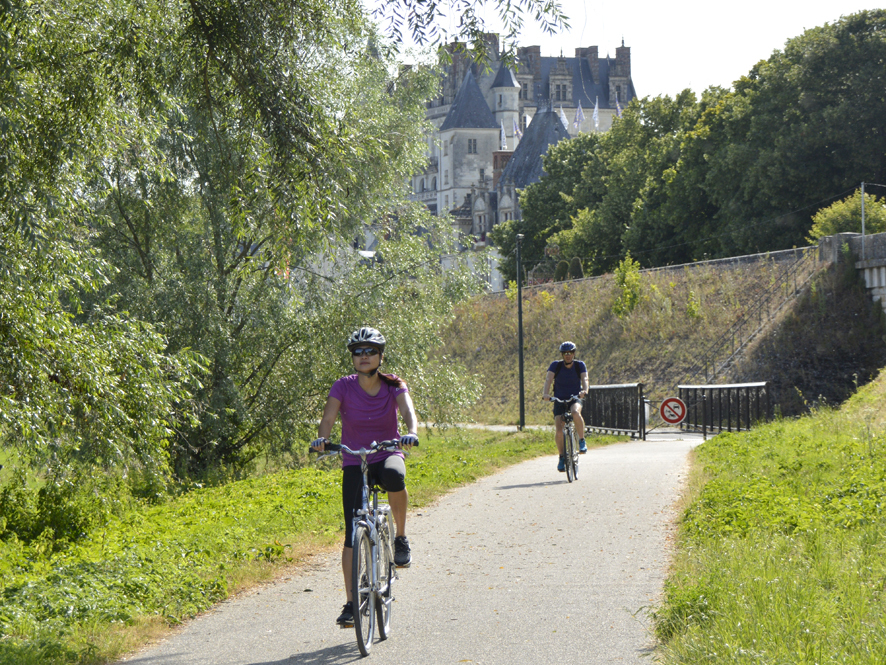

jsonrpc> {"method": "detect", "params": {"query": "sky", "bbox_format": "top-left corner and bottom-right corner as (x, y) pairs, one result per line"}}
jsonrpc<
(408, 1), (882, 99)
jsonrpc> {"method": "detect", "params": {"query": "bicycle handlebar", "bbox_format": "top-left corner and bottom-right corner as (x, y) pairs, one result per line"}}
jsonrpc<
(549, 395), (583, 403)
(308, 438), (418, 457)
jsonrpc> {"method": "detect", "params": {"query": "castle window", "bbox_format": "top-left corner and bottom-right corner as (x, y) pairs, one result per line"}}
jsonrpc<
(444, 141), (448, 156)
(479, 168), (485, 181)
(521, 82), (528, 99)
(445, 195), (449, 210)
(432, 177), (436, 190)
(498, 94), (502, 108)
(616, 85), (622, 102)
(467, 138), (478, 154)
(555, 84), (562, 101)
(420, 179), (425, 192)
(444, 170), (449, 185)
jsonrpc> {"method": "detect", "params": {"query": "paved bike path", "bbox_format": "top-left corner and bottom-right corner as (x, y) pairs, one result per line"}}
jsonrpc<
(119, 431), (702, 665)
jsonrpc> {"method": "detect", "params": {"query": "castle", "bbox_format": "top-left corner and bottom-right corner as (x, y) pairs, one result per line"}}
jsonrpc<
(409, 35), (636, 289)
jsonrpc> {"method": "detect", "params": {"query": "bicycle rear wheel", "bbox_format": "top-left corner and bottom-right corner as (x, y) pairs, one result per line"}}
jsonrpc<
(376, 510), (394, 640)
(352, 525), (376, 656)
(564, 423), (575, 483)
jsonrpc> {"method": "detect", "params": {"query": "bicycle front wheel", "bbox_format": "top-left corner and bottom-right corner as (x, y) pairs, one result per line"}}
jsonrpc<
(352, 525), (376, 656)
(564, 423), (575, 483)
(376, 510), (394, 640)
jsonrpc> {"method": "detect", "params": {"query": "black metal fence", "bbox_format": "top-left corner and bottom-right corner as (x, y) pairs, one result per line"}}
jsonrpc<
(582, 383), (646, 440)
(678, 382), (772, 438)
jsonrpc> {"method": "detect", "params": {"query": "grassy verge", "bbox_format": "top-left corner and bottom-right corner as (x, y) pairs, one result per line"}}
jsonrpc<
(0, 427), (587, 664)
(653, 371), (886, 663)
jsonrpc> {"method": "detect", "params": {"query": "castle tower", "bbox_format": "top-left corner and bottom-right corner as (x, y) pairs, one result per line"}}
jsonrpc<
(490, 64), (521, 150)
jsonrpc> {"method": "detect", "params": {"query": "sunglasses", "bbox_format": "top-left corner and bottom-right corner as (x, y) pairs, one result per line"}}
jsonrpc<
(352, 347), (380, 357)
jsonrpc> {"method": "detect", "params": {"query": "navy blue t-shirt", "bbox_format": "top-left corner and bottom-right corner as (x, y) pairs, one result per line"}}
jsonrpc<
(547, 360), (587, 399)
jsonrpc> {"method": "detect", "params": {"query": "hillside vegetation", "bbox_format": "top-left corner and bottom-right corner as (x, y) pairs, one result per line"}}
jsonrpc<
(655, 367), (886, 663)
(443, 251), (886, 425)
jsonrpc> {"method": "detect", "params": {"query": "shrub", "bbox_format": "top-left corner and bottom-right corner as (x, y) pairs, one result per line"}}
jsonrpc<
(568, 257), (584, 279)
(612, 253), (642, 317)
(554, 260), (569, 281)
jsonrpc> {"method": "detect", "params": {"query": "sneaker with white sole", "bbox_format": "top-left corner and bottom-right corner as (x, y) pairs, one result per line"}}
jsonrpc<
(579, 438), (587, 454)
(336, 601), (354, 626)
(394, 535), (412, 567)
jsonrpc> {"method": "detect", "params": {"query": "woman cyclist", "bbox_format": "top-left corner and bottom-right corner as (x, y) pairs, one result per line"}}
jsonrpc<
(310, 327), (419, 626)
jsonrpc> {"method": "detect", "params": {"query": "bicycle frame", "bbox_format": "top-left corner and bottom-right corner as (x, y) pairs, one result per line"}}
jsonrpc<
(552, 396), (581, 482)
(312, 439), (400, 655)
(352, 453), (396, 583)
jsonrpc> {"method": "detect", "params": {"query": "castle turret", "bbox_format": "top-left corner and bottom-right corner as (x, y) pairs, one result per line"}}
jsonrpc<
(490, 64), (521, 150)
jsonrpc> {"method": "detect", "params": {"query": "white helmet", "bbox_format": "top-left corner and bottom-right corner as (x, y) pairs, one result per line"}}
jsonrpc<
(347, 327), (386, 353)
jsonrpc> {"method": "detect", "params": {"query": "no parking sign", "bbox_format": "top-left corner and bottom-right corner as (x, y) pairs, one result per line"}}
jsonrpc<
(659, 397), (687, 425)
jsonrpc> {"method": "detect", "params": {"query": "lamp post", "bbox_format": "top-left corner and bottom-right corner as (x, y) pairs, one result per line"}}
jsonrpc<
(516, 234), (525, 430)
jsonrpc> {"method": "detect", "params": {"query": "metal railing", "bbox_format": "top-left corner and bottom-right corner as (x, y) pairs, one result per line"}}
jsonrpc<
(581, 383), (646, 440)
(678, 382), (772, 438)
(683, 249), (819, 384)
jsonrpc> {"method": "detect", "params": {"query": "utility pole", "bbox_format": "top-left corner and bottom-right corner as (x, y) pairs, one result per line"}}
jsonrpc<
(516, 234), (525, 430)
(862, 182), (866, 260)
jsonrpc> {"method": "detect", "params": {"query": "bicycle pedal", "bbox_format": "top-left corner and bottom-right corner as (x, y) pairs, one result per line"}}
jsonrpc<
(338, 622), (354, 629)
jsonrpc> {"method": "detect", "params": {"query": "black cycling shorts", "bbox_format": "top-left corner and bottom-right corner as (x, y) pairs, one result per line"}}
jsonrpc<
(553, 398), (582, 417)
(342, 455), (406, 548)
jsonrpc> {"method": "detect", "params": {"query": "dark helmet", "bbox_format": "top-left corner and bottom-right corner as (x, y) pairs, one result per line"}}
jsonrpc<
(347, 327), (386, 353)
(559, 341), (577, 353)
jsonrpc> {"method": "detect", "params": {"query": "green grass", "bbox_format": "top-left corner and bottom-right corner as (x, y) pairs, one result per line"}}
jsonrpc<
(0, 426), (575, 664)
(653, 371), (886, 663)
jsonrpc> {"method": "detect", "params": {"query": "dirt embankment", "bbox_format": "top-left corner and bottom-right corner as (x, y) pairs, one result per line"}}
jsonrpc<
(443, 256), (886, 423)
(735, 262), (886, 414)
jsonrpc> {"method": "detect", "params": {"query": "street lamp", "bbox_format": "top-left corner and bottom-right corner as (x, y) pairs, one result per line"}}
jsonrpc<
(516, 234), (525, 430)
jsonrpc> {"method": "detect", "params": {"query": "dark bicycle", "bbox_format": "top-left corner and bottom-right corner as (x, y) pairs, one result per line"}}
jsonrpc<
(311, 439), (410, 656)
(552, 396), (582, 482)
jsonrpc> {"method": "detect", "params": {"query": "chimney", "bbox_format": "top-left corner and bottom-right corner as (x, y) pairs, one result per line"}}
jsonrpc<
(615, 43), (631, 77)
(576, 46), (599, 83)
(518, 45), (542, 78)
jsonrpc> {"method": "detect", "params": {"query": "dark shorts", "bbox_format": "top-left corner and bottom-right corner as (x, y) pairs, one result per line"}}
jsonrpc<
(342, 455), (406, 548)
(553, 398), (582, 418)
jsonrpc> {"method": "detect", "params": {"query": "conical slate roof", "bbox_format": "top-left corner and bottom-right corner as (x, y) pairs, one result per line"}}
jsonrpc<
(440, 70), (499, 131)
(491, 64), (519, 89)
(499, 102), (570, 189)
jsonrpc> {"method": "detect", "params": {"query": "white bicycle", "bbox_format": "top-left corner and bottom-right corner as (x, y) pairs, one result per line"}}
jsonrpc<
(312, 439), (409, 656)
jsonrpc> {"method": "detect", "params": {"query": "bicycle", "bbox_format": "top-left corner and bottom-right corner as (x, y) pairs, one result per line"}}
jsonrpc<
(551, 396), (582, 482)
(311, 439), (412, 656)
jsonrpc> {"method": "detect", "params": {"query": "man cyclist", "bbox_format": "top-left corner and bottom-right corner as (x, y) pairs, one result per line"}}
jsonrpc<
(542, 341), (589, 472)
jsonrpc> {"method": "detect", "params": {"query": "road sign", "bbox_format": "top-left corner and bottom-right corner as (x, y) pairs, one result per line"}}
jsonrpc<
(660, 397), (687, 425)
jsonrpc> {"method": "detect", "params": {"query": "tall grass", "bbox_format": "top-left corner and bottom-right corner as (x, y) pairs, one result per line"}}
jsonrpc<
(654, 371), (886, 663)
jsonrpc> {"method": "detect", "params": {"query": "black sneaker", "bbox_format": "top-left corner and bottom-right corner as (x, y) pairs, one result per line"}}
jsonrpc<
(394, 535), (412, 568)
(336, 601), (354, 627)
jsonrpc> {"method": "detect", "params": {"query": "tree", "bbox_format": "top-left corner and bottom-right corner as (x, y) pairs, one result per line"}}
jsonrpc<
(696, 10), (886, 254)
(1, 0), (203, 488)
(373, 0), (568, 67)
(2, 0), (568, 481)
(501, 10), (886, 276)
(808, 190), (886, 241)
(490, 132), (599, 282)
